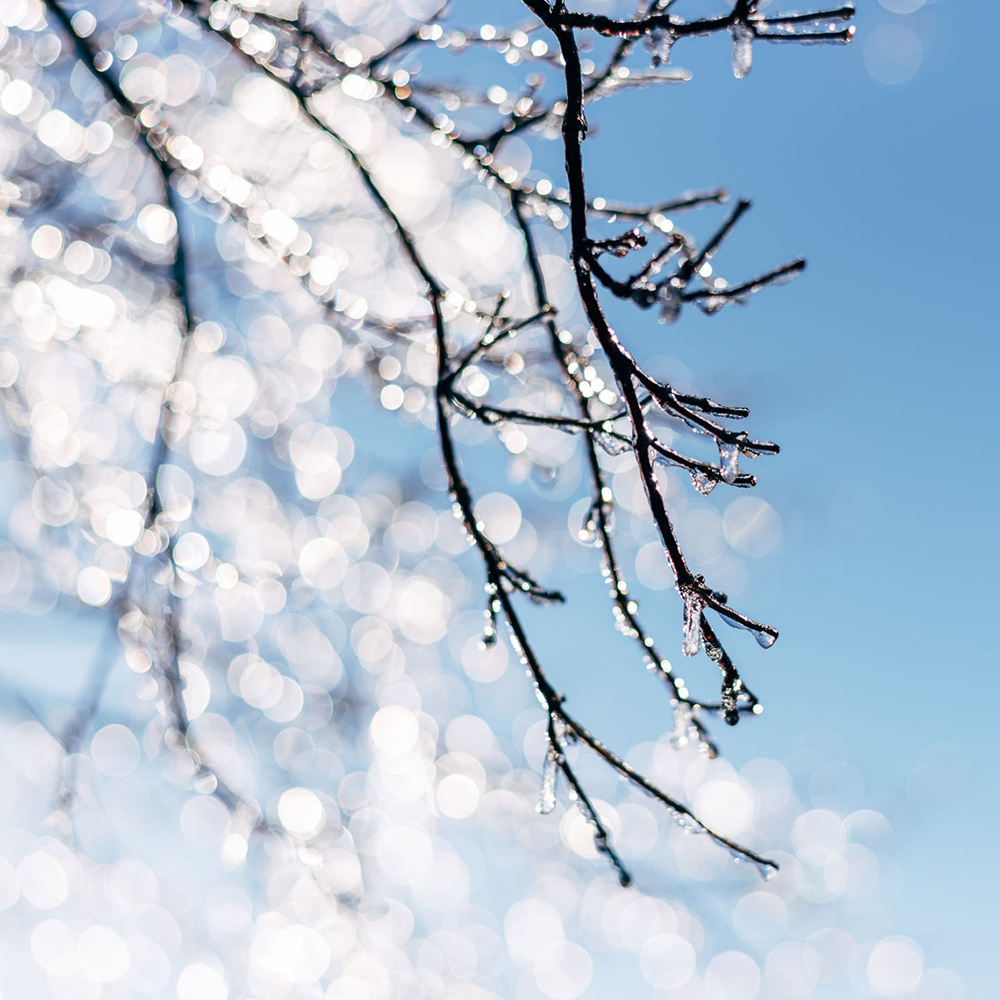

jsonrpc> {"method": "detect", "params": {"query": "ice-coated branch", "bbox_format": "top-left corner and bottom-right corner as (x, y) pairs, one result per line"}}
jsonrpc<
(514, 0), (850, 829)
(18, 0), (854, 887)
(172, 0), (810, 883)
(166, 0), (853, 882)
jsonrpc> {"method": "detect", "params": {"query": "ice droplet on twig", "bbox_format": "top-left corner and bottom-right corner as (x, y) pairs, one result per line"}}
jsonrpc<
(718, 440), (740, 483)
(596, 430), (630, 456)
(699, 293), (728, 315)
(647, 28), (674, 67)
(703, 629), (724, 662)
(753, 628), (777, 649)
(681, 588), (703, 657)
(657, 284), (681, 324)
(691, 470), (717, 495)
(717, 607), (778, 648)
(537, 738), (559, 814)
(728, 847), (779, 880)
(731, 22), (754, 79)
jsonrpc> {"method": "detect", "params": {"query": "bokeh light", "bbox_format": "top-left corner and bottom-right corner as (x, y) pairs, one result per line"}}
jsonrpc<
(0, 1), (974, 998)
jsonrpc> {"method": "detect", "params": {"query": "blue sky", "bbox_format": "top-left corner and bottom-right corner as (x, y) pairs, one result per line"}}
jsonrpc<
(562, 0), (998, 991)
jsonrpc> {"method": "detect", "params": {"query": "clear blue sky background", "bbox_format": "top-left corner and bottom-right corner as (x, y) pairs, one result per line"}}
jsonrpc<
(547, 0), (998, 992)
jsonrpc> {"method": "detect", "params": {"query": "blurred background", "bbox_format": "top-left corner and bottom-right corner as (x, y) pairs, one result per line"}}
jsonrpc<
(0, 1), (994, 998)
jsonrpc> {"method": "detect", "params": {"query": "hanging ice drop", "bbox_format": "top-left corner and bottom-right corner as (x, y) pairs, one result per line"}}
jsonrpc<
(718, 440), (740, 483)
(537, 739), (559, 814)
(691, 470), (717, 495)
(681, 588), (703, 657)
(732, 23), (754, 79)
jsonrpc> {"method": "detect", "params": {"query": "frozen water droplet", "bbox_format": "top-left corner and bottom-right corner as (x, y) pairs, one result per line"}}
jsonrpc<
(718, 440), (740, 483)
(754, 629), (777, 649)
(657, 285), (681, 324)
(672, 810), (701, 834)
(647, 28), (674, 67)
(729, 849), (779, 880)
(537, 740), (559, 814)
(717, 608), (778, 648)
(732, 22), (754, 79)
(691, 470), (716, 495)
(596, 430), (629, 456)
(703, 632), (724, 662)
(681, 589), (703, 657)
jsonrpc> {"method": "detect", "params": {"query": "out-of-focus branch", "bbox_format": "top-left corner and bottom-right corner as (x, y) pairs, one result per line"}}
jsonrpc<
(41, 0), (268, 831)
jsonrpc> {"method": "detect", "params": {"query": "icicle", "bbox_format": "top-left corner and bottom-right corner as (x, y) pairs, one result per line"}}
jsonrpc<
(647, 28), (674, 67)
(681, 588), (703, 657)
(718, 440), (740, 483)
(731, 22), (754, 79)
(537, 739), (559, 814)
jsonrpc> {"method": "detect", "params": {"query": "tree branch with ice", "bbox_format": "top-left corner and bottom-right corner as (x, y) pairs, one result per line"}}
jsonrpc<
(7, 0), (854, 890)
